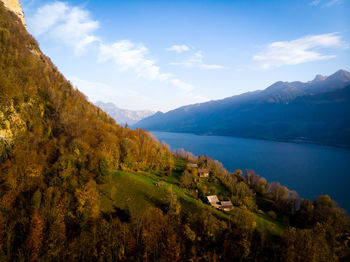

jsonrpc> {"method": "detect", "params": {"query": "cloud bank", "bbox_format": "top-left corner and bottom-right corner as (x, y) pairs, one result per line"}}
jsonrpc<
(28, 2), (99, 53)
(253, 33), (344, 69)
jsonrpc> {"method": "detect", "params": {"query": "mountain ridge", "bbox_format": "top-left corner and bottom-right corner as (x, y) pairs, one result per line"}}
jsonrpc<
(135, 69), (350, 147)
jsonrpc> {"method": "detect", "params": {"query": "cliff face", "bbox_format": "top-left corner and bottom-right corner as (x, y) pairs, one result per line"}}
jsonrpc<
(1, 0), (25, 27)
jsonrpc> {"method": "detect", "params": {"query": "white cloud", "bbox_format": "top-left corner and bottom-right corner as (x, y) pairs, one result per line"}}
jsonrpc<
(309, 0), (321, 6)
(28, 1), (99, 53)
(325, 0), (341, 7)
(253, 33), (344, 69)
(309, 0), (342, 7)
(166, 44), (190, 53)
(170, 78), (194, 92)
(170, 51), (226, 69)
(98, 40), (171, 81)
(98, 40), (197, 93)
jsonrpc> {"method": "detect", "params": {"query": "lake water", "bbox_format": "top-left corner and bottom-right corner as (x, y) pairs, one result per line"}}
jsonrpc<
(151, 131), (350, 212)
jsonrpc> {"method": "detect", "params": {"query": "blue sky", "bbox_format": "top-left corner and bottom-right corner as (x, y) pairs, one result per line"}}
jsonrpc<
(21, 0), (350, 112)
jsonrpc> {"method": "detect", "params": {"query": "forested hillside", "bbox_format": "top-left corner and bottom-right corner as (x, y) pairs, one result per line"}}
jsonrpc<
(0, 2), (349, 261)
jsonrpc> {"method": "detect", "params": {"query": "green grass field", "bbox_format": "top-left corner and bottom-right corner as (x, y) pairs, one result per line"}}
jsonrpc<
(99, 165), (285, 237)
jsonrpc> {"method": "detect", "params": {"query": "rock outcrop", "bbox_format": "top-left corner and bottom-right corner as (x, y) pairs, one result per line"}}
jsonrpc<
(1, 0), (26, 27)
(0, 101), (27, 158)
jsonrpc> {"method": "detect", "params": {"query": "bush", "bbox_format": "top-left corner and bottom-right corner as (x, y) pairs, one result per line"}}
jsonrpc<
(267, 210), (277, 220)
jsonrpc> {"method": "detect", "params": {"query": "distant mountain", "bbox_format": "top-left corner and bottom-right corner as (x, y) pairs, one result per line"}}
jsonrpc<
(135, 69), (350, 146)
(95, 101), (154, 125)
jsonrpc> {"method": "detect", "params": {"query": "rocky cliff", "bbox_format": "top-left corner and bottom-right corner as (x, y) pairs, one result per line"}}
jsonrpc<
(1, 0), (25, 27)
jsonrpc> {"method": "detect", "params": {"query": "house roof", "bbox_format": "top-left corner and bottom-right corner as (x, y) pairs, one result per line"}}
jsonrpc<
(198, 168), (209, 173)
(221, 201), (233, 208)
(207, 195), (220, 204)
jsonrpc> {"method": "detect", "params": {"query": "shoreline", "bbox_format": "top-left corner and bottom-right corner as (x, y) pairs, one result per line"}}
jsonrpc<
(148, 130), (350, 150)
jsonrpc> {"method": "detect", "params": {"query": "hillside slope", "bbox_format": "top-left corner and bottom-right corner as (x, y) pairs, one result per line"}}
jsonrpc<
(135, 70), (350, 147)
(0, 2), (349, 261)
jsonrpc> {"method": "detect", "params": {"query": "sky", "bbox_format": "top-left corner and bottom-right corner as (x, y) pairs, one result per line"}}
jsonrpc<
(20, 0), (350, 112)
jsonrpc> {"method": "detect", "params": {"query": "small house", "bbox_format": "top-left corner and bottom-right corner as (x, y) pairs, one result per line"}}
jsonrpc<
(206, 195), (221, 208)
(220, 201), (233, 212)
(198, 168), (209, 178)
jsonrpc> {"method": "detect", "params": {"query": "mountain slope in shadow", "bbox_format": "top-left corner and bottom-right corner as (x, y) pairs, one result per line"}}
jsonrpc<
(135, 70), (350, 146)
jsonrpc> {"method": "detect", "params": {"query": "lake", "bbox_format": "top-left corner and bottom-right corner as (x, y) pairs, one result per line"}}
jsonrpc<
(151, 131), (350, 212)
